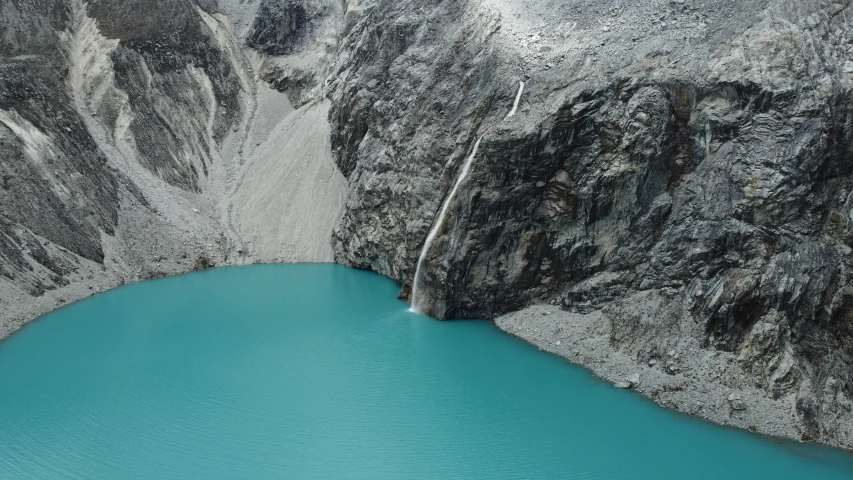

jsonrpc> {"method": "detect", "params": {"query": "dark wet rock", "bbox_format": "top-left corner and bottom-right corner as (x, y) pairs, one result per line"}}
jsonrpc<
(247, 0), (311, 55)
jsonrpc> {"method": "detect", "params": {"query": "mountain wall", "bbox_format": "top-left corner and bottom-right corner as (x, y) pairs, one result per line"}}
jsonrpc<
(328, 0), (853, 448)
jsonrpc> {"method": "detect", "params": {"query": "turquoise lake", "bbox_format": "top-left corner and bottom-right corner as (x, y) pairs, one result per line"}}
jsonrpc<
(1, 264), (852, 479)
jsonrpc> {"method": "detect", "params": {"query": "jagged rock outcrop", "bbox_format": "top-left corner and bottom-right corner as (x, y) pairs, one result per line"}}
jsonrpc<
(248, 0), (342, 107)
(247, 0), (311, 55)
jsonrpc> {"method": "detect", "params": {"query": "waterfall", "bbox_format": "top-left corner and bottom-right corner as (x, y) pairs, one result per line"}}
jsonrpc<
(410, 80), (526, 315)
(506, 81), (525, 118)
(409, 135), (484, 314)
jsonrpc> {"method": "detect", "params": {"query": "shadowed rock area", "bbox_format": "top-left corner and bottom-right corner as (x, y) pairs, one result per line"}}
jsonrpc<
(1, 0), (852, 450)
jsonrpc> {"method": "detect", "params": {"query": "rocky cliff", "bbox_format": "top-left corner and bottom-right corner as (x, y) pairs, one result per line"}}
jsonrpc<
(328, 0), (853, 448)
(1, 0), (852, 450)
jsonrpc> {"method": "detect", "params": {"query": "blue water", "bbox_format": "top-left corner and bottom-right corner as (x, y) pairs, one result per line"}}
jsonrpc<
(0, 265), (851, 479)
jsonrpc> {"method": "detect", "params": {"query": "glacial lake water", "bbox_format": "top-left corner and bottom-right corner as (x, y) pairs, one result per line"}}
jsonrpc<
(1, 264), (852, 479)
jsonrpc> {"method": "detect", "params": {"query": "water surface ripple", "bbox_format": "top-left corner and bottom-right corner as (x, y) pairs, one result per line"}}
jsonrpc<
(1, 265), (851, 479)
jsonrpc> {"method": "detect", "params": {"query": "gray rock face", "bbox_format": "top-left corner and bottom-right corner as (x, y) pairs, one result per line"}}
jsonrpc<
(0, 0), (257, 308)
(1, 0), (119, 295)
(249, 0), (342, 107)
(247, 0), (310, 55)
(328, 0), (853, 448)
(1, 0), (852, 451)
(90, 0), (244, 191)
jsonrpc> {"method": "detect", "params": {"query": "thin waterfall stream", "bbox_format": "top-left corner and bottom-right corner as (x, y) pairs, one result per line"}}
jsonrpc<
(409, 135), (484, 314)
(410, 81), (526, 314)
(506, 81), (525, 118)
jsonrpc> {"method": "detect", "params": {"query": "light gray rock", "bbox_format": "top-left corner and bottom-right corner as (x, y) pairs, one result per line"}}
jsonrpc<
(729, 392), (748, 411)
(627, 373), (641, 388)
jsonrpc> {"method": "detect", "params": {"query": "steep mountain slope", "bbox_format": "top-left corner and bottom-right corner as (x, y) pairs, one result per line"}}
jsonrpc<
(1, 0), (852, 450)
(0, 0), (346, 334)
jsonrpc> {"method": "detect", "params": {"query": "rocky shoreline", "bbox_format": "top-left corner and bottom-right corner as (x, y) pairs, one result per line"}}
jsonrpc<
(0, 265), (117, 342)
(0, 251), (211, 342)
(496, 303), (853, 452)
